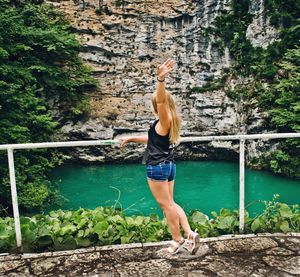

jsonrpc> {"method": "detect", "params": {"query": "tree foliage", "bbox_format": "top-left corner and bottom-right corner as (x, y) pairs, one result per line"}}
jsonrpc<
(0, 0), (96, 215)
(208, 0), (300, 177)
(260, 48), (300, 177)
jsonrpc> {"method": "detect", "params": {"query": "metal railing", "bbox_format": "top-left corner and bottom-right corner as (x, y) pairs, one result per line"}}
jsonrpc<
(1, 132), (300, 252)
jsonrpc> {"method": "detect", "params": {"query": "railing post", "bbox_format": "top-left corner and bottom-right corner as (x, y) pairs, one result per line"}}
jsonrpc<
(239, 139), (245, 233)
(7, 148), (23, 252)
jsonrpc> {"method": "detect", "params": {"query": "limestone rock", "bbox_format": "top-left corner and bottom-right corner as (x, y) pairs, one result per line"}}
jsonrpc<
(247, 0), (280, 49)
(31, 256), (62, 275)
(115, 259), (172, 277)
(0, 260), (26, 273)
(45, 0), (279, 164)
(210, 237), (278, 253)
(1, 235), (300, 276)
(265, 247), (295, 256)
(263, 256), (300, 275)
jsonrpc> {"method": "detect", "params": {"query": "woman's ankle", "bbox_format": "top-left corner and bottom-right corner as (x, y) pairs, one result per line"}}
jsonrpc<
(184, 229), (192, 239)
(173, 237), (184, 243)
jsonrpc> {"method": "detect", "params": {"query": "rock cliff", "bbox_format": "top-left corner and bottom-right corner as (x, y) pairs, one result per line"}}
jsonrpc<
(47, 0), (279, 164)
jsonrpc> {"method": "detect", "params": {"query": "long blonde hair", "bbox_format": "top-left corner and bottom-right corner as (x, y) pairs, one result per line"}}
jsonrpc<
(151, 92), (181, 144)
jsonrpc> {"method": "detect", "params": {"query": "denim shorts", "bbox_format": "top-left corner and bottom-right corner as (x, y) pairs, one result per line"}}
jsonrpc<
(146, 161), (176, 182)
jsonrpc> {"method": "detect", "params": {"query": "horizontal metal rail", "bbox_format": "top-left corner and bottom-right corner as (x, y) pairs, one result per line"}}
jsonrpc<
(0, 132), (299, 252)
(1, 133), (300, 151)
(180, 133), (300, 142)
(0, 140), (119, 151)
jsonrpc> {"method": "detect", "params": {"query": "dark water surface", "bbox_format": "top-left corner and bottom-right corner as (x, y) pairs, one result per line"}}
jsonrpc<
(46, 161), (300, 217)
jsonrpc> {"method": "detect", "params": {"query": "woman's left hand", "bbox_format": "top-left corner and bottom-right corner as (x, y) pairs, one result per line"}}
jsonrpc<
(157, 58), (176, 79)
(119, 137), (129, 150)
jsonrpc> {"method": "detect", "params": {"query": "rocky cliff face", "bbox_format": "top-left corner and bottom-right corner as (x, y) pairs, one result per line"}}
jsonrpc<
(47, 0), (279, 164)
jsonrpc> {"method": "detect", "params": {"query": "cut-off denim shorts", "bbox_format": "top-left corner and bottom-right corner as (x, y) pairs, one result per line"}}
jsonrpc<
(146, 161), (176, 182)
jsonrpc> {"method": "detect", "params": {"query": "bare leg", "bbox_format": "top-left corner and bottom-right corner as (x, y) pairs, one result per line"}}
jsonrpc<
(168, 180), (191, 237)
(148, 179), (182, 241)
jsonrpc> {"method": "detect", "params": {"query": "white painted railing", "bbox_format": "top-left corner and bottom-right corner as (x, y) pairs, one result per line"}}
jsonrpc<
(1, 132), (300, 252)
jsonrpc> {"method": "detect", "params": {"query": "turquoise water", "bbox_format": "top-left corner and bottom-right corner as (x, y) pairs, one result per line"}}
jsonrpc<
(46, 161), (300, 217)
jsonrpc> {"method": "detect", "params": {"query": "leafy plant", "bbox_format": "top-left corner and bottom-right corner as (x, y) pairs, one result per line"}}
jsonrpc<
(249, 194), (300, 233)
(1, 196), (299, 253)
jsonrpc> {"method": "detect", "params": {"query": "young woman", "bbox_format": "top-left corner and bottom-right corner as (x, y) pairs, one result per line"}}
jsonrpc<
(120, 58), (199, 255)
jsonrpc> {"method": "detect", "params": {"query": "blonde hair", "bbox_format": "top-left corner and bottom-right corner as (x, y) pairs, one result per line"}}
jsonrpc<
(151, 92), (181, 144)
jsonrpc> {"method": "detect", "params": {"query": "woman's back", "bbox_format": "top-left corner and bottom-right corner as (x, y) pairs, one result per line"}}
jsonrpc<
(143, 120), (175, 165)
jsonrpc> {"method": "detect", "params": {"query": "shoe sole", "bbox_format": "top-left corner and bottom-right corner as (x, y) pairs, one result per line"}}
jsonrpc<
(191, 234), (200, 255)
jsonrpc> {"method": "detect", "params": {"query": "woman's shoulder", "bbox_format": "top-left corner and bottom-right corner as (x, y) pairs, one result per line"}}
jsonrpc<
(150, 119), (159, 128)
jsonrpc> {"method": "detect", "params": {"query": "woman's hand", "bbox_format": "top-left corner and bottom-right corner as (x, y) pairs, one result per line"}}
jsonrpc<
(119, 137), (130, 150)
(157, 58), (176, 80)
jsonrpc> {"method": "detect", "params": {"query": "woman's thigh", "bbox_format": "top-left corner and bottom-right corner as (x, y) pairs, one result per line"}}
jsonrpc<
(168, 180), (175, 201)
(147, 179), (172, 207)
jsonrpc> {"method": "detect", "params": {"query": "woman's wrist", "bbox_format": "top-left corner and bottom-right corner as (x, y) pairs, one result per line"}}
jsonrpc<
(157, 75), (165, 82)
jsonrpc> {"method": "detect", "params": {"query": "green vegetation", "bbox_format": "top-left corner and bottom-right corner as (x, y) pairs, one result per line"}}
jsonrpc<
(208, 0), (299, 77)
(259, 48), (300, 178)
(190, 83), (224, 93)
(0, 0), (96, 215)
(190, 75), (228, 93)
(1, 206), (170, 253)
(1, 196), (299, 253)
(265, 0), (300, 29)
(209, 0), (257, 74)
(195, 0), (300, 177)
(115, 0), (125, 8)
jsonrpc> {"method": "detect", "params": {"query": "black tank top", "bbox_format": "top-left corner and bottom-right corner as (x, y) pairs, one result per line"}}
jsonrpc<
(142, 120), (175, 165)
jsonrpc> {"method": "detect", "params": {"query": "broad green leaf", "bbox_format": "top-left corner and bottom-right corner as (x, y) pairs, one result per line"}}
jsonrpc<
(279, 204), (293, 218)
(59, 224), (77, 236)
(121, 233), (134, 244)
(279, 221), (290, 233)
(84, 228), (91, 237)
(251, 218), (261, 232)
(134, 216), (144, 226)
(211, 211), (218, 218)
(109, 215), (125, 224)
(217, 216), (235, 230)
(75, 237), (92, 247)
(220, 208), (232, 217)
(77, 219), (88, 229)
(0, 229), (12, 240)
(196, 224), (210, 237)
(64, 211), (73, 219)
(191, 211), (209, 224)
(107, 226), (116, 236)
(125, 217), (135, 225)
(52, 222), (61, 233)
(93, 221), (109, 236)
(54, 237), (77, 251)
(36, 235), (52, 247)
(77, 230), (84, 237)
(39, 226), (51, 237)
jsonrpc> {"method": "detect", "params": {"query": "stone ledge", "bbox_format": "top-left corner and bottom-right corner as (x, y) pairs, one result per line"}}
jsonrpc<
(1, 233), (300, 261)
(1, 233), (300, 276)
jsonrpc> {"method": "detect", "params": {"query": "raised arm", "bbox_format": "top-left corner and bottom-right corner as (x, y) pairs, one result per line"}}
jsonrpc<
(155, 58), (176, 135)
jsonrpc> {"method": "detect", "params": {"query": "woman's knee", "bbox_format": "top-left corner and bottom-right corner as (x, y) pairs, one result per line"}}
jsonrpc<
(159, 200), (175, 211)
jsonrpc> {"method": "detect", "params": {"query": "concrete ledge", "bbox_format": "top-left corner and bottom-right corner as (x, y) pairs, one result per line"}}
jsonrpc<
(1, 233), (300, 276)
